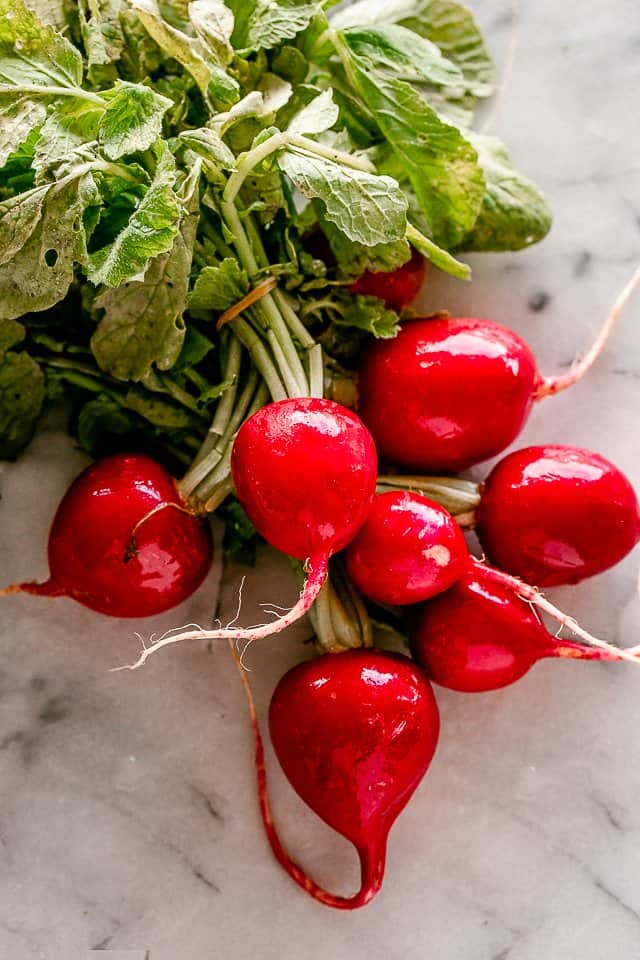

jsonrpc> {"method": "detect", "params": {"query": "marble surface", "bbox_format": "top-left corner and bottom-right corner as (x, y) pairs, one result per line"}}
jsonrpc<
(2, 1), (640, 958)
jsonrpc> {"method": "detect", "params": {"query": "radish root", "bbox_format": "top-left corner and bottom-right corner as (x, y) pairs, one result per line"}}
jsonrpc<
(536, 262), (640, 399)
(227, 638), (384, 908)
(111, 556), (329, 672)
(473, 559), (640, 665)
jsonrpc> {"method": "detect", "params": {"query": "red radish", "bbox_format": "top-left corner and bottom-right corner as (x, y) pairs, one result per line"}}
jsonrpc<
(476, 445), (640, 586)
(1, 454), (213, 618)
(344, 490), (467, 605)
(411, 568), (638, 693)
(232, 645), (439, 909)
(340, 493), (638, 665)
(115, 399), (377, 668)
(358, 266), (640, 471)
(350, 248), (426, 312)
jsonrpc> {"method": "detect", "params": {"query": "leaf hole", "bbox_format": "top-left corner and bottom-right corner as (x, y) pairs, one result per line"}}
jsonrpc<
(44, 249), (58, 267)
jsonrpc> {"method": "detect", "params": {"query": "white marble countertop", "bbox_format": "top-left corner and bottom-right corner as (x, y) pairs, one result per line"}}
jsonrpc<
(2, 1), (640, 958)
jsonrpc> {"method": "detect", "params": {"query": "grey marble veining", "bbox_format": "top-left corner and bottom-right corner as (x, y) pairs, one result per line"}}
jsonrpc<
(2, 2), (640, 958)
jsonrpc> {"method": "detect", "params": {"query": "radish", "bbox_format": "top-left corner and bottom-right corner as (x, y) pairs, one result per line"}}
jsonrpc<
(232, 646), (439, 909)
(115, 399), (377, 667)
(344, 490), (467, 605)
(476, 445), (640, 586)
(350, 248), (426, 312)
(410, 567), (639, 693)
(358, 266), (640, 471)
(342, 492), (638, 665)
(1, 454), (213, 618)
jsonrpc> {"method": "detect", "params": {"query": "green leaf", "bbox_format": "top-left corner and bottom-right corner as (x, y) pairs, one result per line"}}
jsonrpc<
(457, 134), (552, 252)
(228, 0), (320, 53)
(343, 24), (464, 88)
(124, 385), (201, 428)
(0, 95), (46, 168)
(98, 81), (172, 159)
(178, 126), (236, 173)
(0, 317), (26, 351)
(188, 0), (234, 66)
(287, 88), (339, 136)
(333, 292), (401, 338)
(189, 257), (249, 313)
(331, 0), (494, 97)
(279, 148), (407, 246)
(0, 173), (99, 320)
(76, 392), (133, 453)
(342, 33), (484, 247)
(218, 495), (259, 565)
(33, 99), (101, 177)
(131, 0), (215, 98)
(0, 349), (45, 458)
(0, 0), (83, 88)
(88, 143), (181, 287)
(90, 165), (201, 381)
(77, 0), (125, 68)
(172, 324), (215, 371)
(319, 212), (411, 278)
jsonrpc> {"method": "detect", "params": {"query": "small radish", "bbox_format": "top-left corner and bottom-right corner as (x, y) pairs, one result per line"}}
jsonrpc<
(341, 492), (638, 665)
(1, 454), (213, 618)
(344, 490), (467, 605)
(232, 646), (439, 909)
(410, 567), (638, 693)
(115, 399), (377, 667)
(358, 266), (640, 471)
(350, 248), (426, 312)
(476, 445), (640, 586)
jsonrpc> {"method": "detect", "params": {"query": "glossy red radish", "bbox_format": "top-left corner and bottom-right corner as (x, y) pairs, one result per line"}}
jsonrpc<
(231, 646), (439, 909)
(476, 445), (640, 586)
(350, 248), (426, 312)
(1, 454), (213, 618)
(411, 567), (639, 693)
(340, 493), (638, 665)
(115, 399), (377, 668)
(344, 491), (467, 605)
(358, 266), (640, 471)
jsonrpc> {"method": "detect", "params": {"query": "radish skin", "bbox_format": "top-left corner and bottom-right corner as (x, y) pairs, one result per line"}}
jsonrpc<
(229, 643), (439, 909)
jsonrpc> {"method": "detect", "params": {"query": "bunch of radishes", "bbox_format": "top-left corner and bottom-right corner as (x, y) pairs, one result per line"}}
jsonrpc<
(4, 256), (640, 911)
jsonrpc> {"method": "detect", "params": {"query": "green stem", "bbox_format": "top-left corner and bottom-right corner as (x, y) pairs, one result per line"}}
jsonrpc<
(244, 218), (315, 349)
(266, 329), (307, 397)
(309, 344), (324, 398)
(4, 83), (104, 106)
(221, 202), (309, 394)
(287, 134), (375, 172)
(232, 318), (287, 401)
(210, 335), (242, 436)
(223, 132), (288, 203)
(377, 475), (482, 516)
(406, 224), (471, 282)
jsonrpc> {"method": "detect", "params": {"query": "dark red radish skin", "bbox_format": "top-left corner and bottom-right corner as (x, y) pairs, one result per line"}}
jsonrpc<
(231, 398), (377, 562)
(344, 491), (468, 605)
(477, 445), (640, 586)
(115, 399), (378, 669)
(358, 264), (640, 472)
(358, 316), (541, 472)
(337, 492), (636, 668)
(231, 647), (439, 909)
(2, 454), (213, 618)
(350, 248), (426, 312)
(410, 569), (630, 694)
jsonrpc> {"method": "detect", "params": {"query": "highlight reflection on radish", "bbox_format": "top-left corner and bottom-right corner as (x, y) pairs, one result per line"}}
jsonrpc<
(232, 647), (440, 910)
(1, 454), (213, 618)
(358, 266), (640, 471)
(410, 569), (639, 693)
